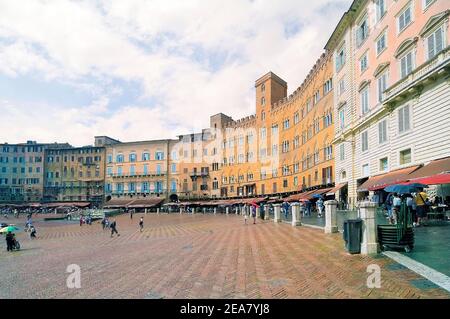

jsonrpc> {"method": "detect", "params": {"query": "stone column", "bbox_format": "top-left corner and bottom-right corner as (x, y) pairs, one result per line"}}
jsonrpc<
(226, 206), (229, 215)
(55, 208), (58, 215)
(202, 207), (206, 214)
(273, 204), (281, 223)
(359, 201), (379, 255)
(256, 206), (261, 219)
(291, 203), (301, 226)
(324, 200), (338, 233)
(144, 208), (147, 215)
(156, 208), (160, 214)
(192, 207), (195, 215)
(214, 207), (217, 215)
(179, 207), (183, 214)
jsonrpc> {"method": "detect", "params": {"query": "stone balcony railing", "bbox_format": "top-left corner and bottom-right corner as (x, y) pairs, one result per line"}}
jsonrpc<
(383, 47), (450, 104)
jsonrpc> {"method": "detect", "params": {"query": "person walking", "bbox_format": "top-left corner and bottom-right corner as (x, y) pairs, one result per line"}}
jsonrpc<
(110, 219), (120, 237)
(139, 217), (144, 232)
(101, 217), (106, 230)
(251, 205), (257, 224)
(415, 189), (428, 227)
(30, 226), (37, 239)
(130, 209), (133, 220)
(317, 197), (324, 218)
(243, 208), (248, 225)
(392, 193), (401, 225)
(5, 231), (14, 252)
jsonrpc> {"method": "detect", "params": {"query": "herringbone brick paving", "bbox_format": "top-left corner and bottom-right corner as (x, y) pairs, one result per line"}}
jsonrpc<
(0, 213), (448, 298)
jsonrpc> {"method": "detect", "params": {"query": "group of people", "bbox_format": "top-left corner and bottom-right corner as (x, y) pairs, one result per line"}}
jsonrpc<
(384, 189), (430, 226)
(79, 215), (93, 226)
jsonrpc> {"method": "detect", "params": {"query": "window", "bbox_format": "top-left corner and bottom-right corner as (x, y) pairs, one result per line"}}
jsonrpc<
(377, 71), (388, 103)
(400, 149), (411, 165)
(323, 78), (333, 94)
(261, 83), (265, 92)
(107, 167), (113, 176)
(142, 152), (150, 161)
(360, 86), (369, 115)
(356, 16), (369, 47)
(294, 112), (299, 124)
(379, 157), (388, 171)
(338, 106), (345, 130)
(427, 26), (444, 60)
(116, 154), (124, 163)
(107, 155), (112, 163)
(340, 144), (345, 161)
(283, 119), (290, 130)
(130, 165), (135, 176)
(376, 31), (387, 55)
(378, 119), (388, 144)
(398, 105), (411, 133)
(129, 153), (136, 162)
(398, 4), (412, 33)
(261, 111), (265, 121)
(336, 44), (345, 71)
(400, 50), (414, 78)
(362, 164), (370, 177)
(261, 97), (265, 106)
(339, 78), (345, 95)
(129, 182), (136, 192)
(155, 152), (164, 160)
(361, 131), (369, 152)
(313, 90), (320, 104)
(117, 166), (122, 176)
(376, 0), (386, 22)
(171, 163), (176, 173)
(423, 0), (435, 10)
(360, 53), (368, 72)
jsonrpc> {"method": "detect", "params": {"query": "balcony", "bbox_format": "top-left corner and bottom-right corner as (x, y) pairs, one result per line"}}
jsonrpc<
(383, 48), (450, 106)
(109, 171), (167, 179)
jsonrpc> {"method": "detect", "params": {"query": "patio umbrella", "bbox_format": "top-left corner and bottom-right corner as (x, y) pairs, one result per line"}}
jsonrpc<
(0, 225), (20, 233)
(312, 194), (323, 199)
(384, 183), (428, 194)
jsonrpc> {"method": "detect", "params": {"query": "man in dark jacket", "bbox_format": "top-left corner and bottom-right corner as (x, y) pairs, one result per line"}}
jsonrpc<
(110, 219), (120, 238)
(5, 231), (14, 252)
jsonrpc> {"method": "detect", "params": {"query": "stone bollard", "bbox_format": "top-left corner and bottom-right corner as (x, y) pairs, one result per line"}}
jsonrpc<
(359, 201), (379, 255)
(273, 204), (281, 223)
(324, 200), (338, 233)
(203, 207), (206, 214)
(192, 207), (195, 215)
(291, 203), (301, 226)
(145, 208), (147, 215)
(180, 207), (183, 214)
(256, 206), (261, 219)
(157, 208), (160, 215)
(226, 206), (229, 215)
(214, 207), (217, 215)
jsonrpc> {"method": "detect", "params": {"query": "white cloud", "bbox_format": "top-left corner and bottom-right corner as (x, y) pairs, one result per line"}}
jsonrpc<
(0, 0), (351, 146)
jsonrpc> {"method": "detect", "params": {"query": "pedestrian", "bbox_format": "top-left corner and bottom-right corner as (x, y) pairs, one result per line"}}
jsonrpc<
(415, 189), (428, 226)
(110, 219), (120, 237)
(5, 231), (14, 252)
(251, 205), (257, 224)
(79, 216), (84, 226)
(392, 193), (401, 224)
(130, 209), (133, 220)
(317, 197), (324, 218)
(305, 200), (312, 216)
(30, 226), (37, 239)
(101, 217), (106, 230)
(243, 208), (248, 225)
(385, 193), (394, 220)
(139, 217), (144, 232)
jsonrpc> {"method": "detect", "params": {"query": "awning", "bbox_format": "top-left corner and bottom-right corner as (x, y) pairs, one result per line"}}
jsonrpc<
(285, 190), (316, 202)
(127, 198), (164, 208)
(103, 198), (135, 208)
(357, 165), (421, 192)
(407, 156), (450, 183)
(410, 173), (450, 185)
(326, 183), (347, 195)
(43, 202), (91, 208)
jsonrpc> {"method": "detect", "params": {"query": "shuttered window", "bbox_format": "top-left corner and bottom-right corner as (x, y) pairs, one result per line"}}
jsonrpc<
(427, 26), (444, 60)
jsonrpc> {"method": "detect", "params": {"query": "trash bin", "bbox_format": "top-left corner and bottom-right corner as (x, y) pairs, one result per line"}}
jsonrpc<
(343, 219), (362, 254)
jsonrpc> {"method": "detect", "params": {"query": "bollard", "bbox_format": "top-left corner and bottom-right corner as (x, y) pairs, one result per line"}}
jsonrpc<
(256, 206), (261, 219)
(180, 207), (183, 214)
(214, 207), (217, 215)
(145, 208), (147, 215)
(273, 204), (281, 223)
(324, 200), (338, 233)
(359, 201), (379, 255)
(157, 208), (160, 215)
(291, 203), (301, 226)
(226, 206), (229, 215)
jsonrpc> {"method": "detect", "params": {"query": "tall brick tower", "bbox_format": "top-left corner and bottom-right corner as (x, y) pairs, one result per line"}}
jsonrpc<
(254, 72), (287, 124)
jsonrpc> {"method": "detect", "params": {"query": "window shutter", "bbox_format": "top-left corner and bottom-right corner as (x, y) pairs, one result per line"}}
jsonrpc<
(399, 108), (404, 132)
(435, 27), (443, 54)
(428, 33), (435, 60)
(404, 105), (410, 131)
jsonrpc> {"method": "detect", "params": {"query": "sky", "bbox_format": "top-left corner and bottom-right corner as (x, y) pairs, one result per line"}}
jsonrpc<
(0, 0), (352, 147)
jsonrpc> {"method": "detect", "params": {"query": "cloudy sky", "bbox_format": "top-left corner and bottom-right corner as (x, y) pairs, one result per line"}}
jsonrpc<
(0, 0), (351, 146)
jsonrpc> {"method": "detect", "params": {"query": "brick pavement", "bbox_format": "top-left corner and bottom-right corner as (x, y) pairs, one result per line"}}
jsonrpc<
(0, 213), (448, 299)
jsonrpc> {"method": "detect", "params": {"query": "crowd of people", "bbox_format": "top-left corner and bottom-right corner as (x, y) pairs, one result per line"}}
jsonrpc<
(384, 189), (432, 227)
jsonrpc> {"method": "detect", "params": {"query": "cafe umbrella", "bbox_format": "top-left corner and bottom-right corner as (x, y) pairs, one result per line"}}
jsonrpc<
(0, 225), (20, 233)
(384, 183), (428, 194)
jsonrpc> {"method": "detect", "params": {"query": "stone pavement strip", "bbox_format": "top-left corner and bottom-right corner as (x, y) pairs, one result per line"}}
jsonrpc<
(0, 213), (448, 299)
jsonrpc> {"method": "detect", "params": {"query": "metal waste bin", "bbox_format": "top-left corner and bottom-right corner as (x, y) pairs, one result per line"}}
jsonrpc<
(343, 219), (362, 254)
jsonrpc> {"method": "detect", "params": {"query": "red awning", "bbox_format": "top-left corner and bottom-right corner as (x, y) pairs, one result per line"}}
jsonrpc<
(326, 183), (347, 195)
(357, 165), (421, 192)
(127, 198), (164, 208)
(410, 173), (450, 185)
